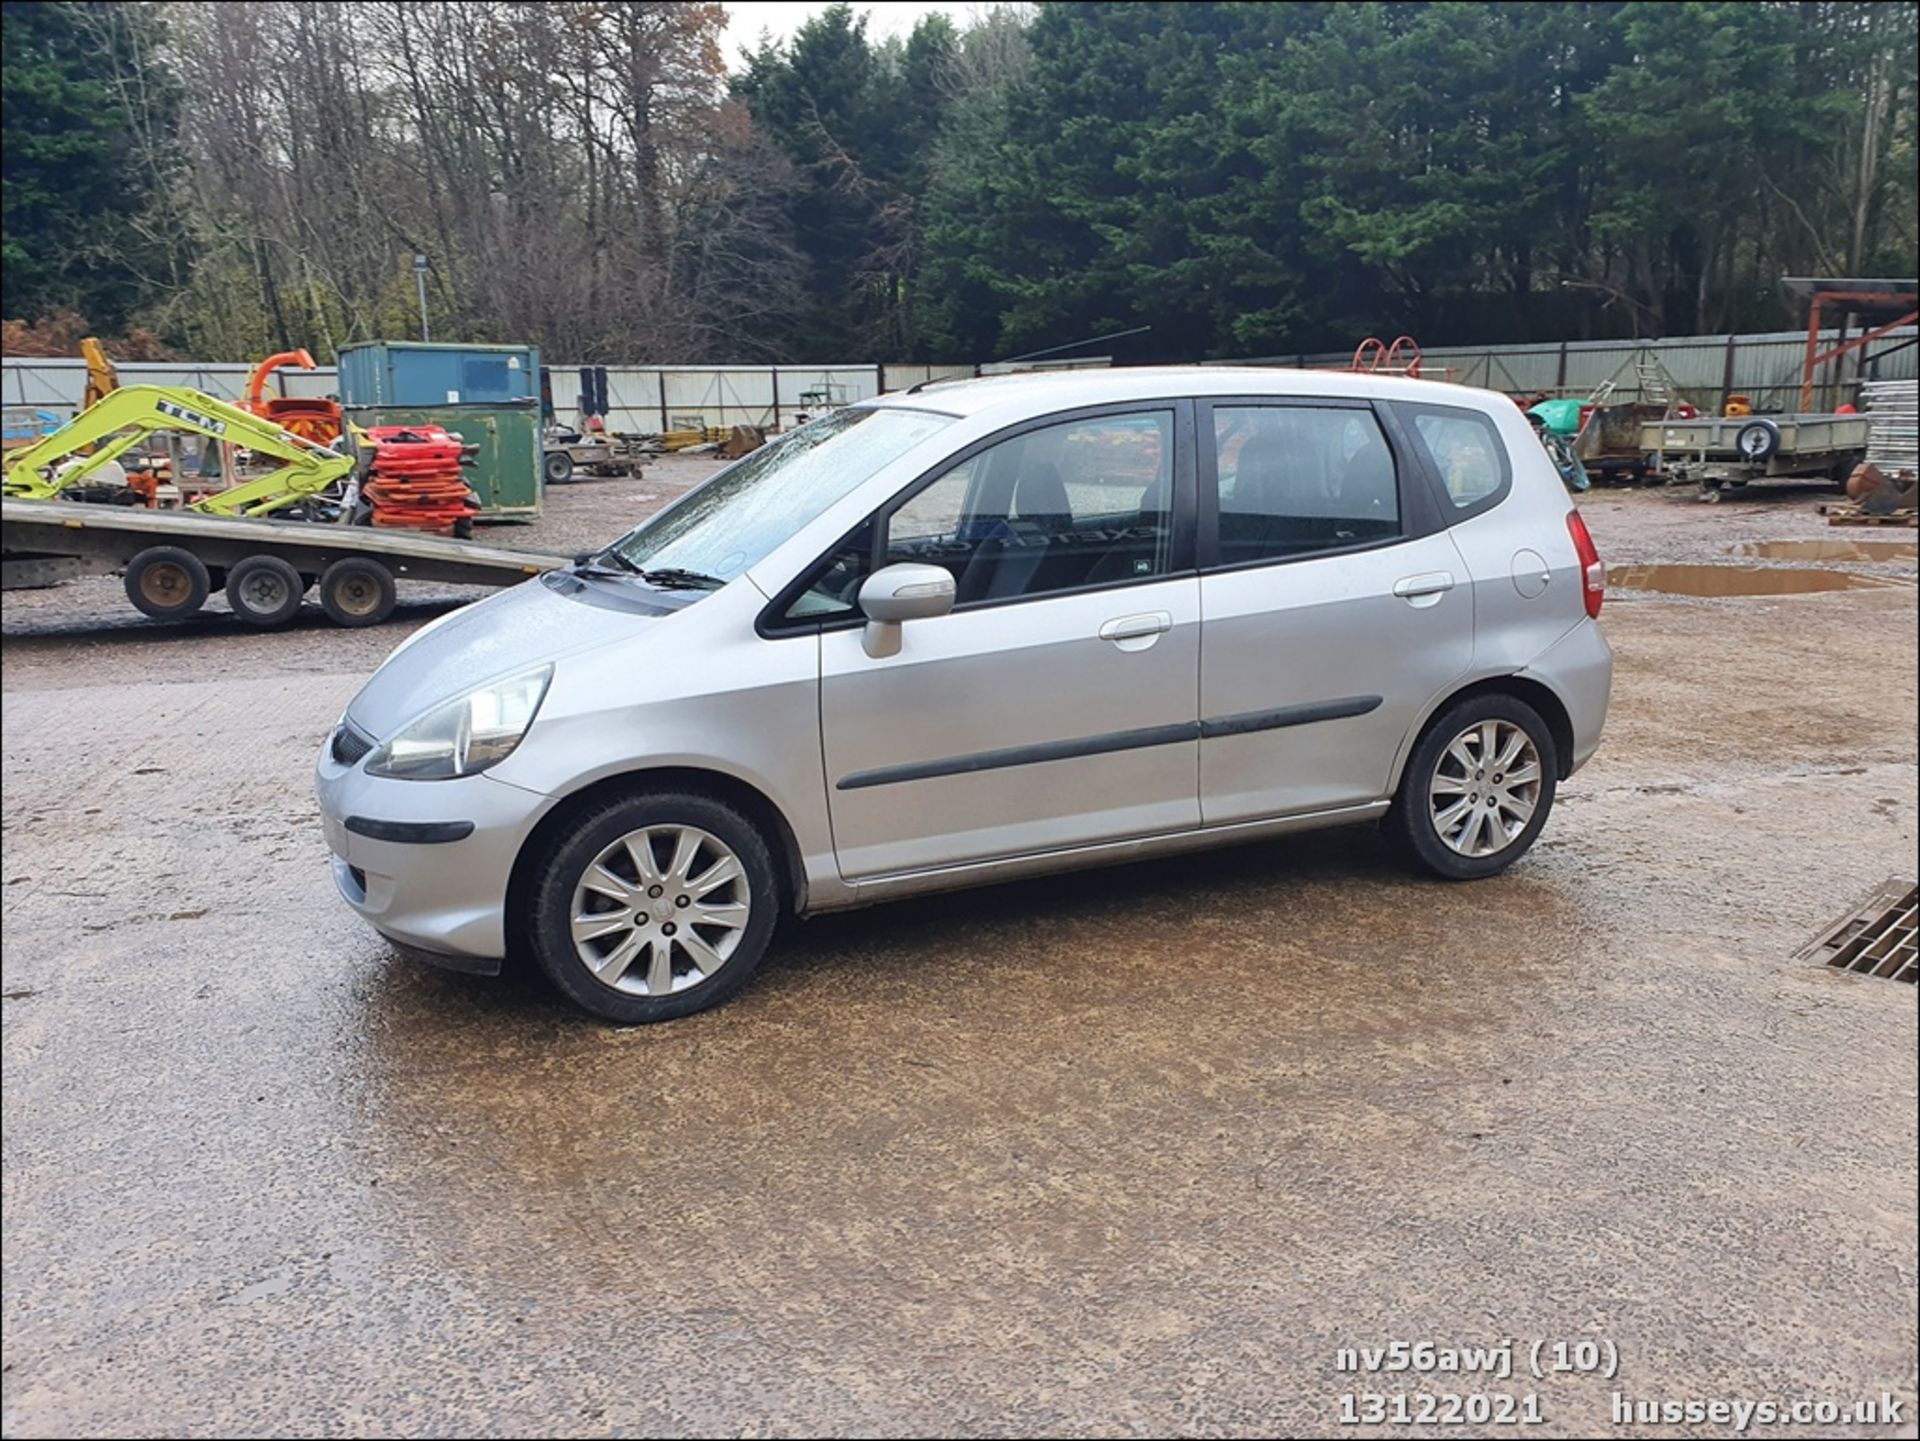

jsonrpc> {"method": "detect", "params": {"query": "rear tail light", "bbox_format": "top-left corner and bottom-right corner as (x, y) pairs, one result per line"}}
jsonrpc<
(1566, 509), (1604, 618)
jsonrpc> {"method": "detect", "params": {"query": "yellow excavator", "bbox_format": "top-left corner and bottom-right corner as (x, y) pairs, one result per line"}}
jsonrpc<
(81, 337), (121, 410)
(2, 384), (356, 519)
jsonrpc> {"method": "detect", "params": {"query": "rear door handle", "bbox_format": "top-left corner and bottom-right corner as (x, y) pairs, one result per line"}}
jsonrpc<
(1099, 611), (1172, 649)
(1392, 571), (1456, 599)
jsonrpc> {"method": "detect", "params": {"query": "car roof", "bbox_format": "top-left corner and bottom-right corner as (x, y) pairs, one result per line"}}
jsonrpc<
(866, 365), (1507, 421)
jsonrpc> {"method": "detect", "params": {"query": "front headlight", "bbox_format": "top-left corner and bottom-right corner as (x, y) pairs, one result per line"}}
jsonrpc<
(365, 666), (553, 781)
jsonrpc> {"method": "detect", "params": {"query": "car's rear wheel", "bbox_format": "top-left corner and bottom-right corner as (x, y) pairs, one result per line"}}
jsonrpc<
(528, 791), (779, 1022)
(1390, 694), (1557, 880)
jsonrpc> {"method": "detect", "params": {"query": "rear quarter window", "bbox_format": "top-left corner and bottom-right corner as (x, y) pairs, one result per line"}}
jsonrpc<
(1400, 403), (1512, 514)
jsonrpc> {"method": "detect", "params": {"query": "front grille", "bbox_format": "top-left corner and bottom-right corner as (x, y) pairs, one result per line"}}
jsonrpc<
(331, 722), (374, 766)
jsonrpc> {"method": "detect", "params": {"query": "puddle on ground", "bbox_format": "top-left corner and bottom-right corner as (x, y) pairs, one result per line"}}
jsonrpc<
(1728, 539), (1916, 563)
(1608, 563), (1906, 597)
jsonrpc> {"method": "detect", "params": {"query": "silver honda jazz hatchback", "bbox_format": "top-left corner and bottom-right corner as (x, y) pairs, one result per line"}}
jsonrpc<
(317, 368), (1612, 1022)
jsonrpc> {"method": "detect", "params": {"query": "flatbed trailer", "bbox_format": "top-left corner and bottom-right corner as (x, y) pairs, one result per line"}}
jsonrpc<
(1641, 413), (1870, 499)
(2, 498), (564, 627)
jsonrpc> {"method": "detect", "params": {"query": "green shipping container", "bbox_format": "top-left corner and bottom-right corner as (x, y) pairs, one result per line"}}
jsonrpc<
(346, 402), (542, 520)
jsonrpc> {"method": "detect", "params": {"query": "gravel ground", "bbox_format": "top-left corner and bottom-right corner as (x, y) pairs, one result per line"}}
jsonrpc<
(2, 467), (1915, 1437)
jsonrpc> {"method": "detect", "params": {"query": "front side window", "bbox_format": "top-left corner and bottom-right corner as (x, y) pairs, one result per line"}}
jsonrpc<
(1211, 406), (1400, 564)
(882, 411), (1175, 606)
(1404, 406), (1510, 510)
(606, 406), (951, 586)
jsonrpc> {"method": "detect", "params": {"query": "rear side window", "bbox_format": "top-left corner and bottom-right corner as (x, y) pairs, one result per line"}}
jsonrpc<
(1211, 406), (1400, 565)
(1403, 405), (1511, 510)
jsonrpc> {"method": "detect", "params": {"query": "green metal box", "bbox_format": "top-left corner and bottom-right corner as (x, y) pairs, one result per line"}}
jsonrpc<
(346, 402), (542, 520)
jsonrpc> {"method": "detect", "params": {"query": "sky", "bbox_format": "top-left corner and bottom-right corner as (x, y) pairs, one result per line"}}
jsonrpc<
(721, 2), (985, 67)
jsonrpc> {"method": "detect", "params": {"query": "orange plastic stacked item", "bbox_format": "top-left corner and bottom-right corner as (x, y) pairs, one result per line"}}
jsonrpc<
(361, 425), (480, 535)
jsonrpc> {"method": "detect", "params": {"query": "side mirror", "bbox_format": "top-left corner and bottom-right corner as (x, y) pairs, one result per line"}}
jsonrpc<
(858, 562), (955, 658)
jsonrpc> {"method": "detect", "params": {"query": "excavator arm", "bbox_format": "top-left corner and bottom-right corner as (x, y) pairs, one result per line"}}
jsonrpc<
(2, 384), (356, 519)
(81, 337), (121, 410)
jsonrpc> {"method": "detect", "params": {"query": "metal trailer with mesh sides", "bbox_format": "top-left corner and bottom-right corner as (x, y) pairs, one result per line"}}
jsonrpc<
(1639, 413), (1872, 499)
(1, 497), (563, 628)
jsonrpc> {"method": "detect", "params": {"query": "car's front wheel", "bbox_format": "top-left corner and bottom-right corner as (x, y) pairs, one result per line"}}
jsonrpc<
(528, 790), (779, 1022)
(1390, 694), (1558, 880)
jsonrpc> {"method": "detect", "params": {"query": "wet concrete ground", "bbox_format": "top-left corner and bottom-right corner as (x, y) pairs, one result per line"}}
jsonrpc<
(3, 468), (1916, 1436)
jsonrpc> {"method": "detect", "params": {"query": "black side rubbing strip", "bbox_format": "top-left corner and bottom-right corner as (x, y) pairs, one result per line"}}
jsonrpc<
(835, 696), (1382, 790)
(344, 817), (476, 844)
(837, 722), (1198, 791)
(1201, 695), (1382, 738)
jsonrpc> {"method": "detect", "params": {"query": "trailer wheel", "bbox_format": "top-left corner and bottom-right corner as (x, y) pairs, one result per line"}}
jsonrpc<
(318, 557), (397, 628)
(544, 450), (575, 485)
(226, 554), (305, 628)
(1735, 419), (1781, 461)
(124, 546), (211, 621)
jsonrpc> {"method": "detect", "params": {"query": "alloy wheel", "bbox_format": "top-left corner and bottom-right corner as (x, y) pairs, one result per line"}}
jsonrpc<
(1428, 719), (1542, 858)
(568, 825), (752, 995)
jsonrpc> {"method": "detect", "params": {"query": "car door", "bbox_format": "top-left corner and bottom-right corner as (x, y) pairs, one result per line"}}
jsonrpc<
(1196, 398), (1474, 826)
(810, 404), (1202, 880)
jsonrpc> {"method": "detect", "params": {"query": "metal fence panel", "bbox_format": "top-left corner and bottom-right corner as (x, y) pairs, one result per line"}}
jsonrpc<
(6, 332), (1913, 429)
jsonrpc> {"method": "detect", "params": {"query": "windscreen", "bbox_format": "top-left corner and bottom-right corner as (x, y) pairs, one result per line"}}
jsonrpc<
(604, 406), (954, 583)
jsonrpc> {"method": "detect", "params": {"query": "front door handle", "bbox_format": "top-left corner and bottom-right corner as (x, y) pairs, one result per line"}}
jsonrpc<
(1099, 611), (1172, 650)
(1392, 571), (1456, 599)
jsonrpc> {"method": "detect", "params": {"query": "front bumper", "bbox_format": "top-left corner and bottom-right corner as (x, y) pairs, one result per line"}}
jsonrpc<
(315, 737), (556, 961)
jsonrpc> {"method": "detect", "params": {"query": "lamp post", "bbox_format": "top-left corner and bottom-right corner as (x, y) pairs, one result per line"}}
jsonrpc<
(412, 254), (430, 343)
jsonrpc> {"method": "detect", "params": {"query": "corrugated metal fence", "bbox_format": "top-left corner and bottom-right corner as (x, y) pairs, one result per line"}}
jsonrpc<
(5, 331), (1912, 428)
(1252, 327), (1917, 412)
(0, 360), (977, 432)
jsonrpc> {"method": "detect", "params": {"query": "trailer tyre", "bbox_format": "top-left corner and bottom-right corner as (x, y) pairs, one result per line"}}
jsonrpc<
(544, 450), (575, 485)
(124, 546), (210, 621)
(318, 557), (396, 628)
(226, 554), (305, 628)
(1735, 419), (1781, 461)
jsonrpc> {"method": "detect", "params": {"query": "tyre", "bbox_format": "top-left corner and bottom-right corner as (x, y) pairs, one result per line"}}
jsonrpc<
(544, 450), (575, 485)
(528, 790), (780, 1023)
(225, 554), (305, 627)
(1389, 693), (1558, 881)
(452, 516), (475, 540)
(1735, 418), (1780, 462)
(124, 546), (210, 620)
(318, 557), (397, 627)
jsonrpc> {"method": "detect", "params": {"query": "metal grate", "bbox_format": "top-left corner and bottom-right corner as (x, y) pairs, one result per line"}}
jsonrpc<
(330, 722), (373, 766)
(1796, 877), (1918, 983)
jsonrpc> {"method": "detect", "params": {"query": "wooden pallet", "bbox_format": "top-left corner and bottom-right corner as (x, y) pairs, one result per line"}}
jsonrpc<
(1819, 501), (1918, 527)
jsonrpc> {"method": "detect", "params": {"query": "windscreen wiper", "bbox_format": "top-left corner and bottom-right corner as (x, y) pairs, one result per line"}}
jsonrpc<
(570, 549), (642, 578)
(640, 567), (726, 591)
